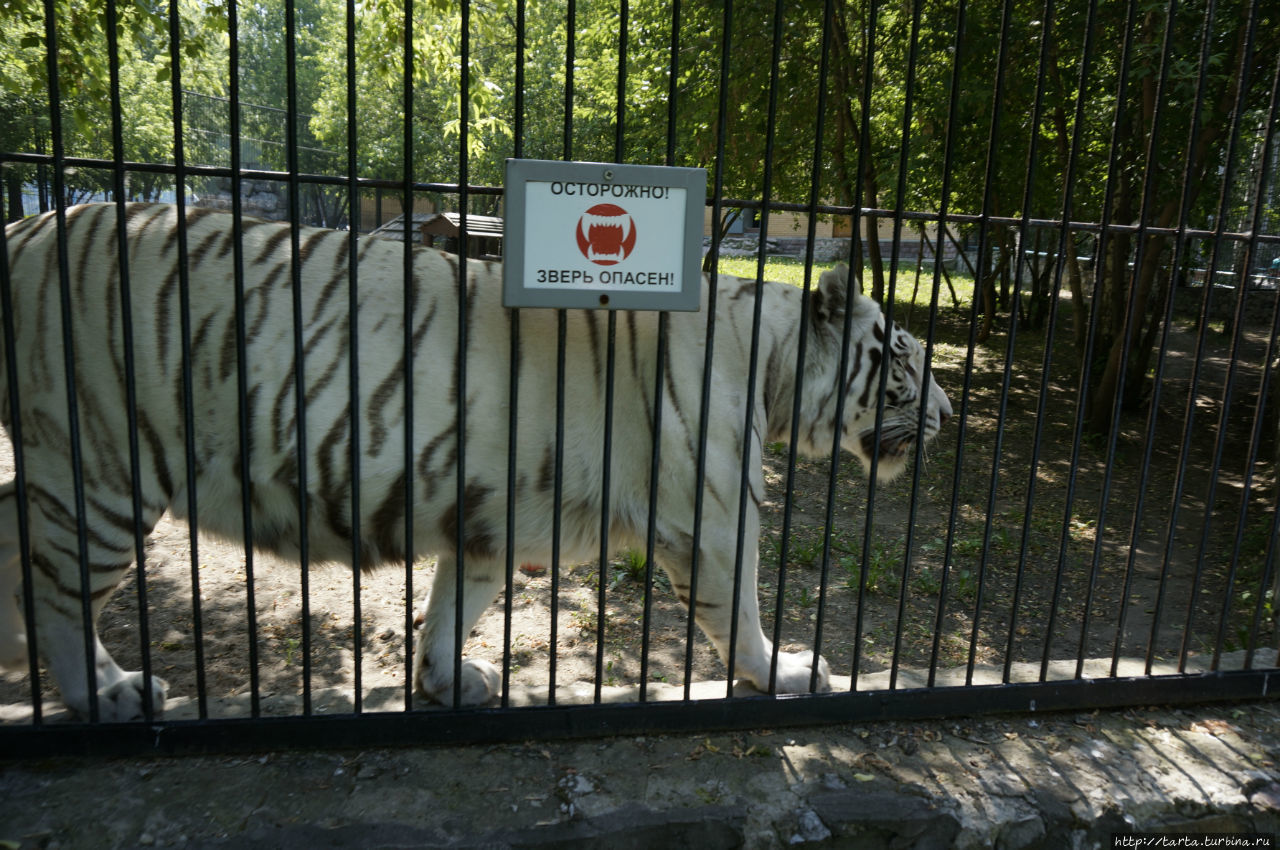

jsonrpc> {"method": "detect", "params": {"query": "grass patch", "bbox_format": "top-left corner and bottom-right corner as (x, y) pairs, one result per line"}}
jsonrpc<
(716, 256), (836, 289)
(715, 255), (975, 314)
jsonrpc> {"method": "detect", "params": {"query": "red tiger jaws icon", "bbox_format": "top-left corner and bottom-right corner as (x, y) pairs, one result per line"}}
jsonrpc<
(576, 203), (637, 266)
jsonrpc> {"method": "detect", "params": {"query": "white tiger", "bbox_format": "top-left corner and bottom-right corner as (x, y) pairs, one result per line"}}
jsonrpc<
(0, 203), (950, 721)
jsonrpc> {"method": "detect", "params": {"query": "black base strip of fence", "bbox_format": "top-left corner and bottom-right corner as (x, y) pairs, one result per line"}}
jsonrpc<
(3, 669), (1274, 760)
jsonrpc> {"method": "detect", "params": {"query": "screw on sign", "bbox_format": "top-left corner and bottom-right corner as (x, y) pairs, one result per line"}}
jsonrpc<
(576, 203), (636, 266)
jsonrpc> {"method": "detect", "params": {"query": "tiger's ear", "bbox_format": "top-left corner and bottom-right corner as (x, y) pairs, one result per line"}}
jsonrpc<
(811, 264), (858, 327)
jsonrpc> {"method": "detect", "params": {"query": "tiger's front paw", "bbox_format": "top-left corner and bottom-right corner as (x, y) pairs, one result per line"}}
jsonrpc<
(72, 672), (168, 722)
(770, 650), (831, 695)
(415, 657), (500, 707)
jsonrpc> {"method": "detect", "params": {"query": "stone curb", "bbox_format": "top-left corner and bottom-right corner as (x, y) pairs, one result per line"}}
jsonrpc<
(183, 805), (746, 850)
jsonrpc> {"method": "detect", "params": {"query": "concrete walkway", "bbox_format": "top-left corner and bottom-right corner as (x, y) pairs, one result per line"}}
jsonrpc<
(3, 694), (1278, 849)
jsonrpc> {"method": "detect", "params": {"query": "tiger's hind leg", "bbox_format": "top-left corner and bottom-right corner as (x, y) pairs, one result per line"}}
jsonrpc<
(17, 485), (168, 721)
(412, 554), (503, 706)
(0, 482), (27, 669)
(657, 507), (831, 696)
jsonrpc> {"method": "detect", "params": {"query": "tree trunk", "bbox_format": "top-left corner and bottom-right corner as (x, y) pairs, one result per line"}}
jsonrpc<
(830, 0), (870, 292)
(1084, 169), (1136, 433)
(702, 208), (743, 273)
(860, 153), (885, 301)
(945, 225), (977, 279)
(4, 172), (24, 222)
(906, 225), (927, 327)
(1083, 20), (1247, 434)
(1130, 252), (1172, 395)
(976, 229), (1011, 344)
(1065, 237), (1089, 355)
(936, 228), (961, 308)
(1046, 48), (1090, 354)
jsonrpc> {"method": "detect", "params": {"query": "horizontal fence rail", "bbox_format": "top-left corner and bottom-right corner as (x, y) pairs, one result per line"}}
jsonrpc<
(1, 0), (1278, 757)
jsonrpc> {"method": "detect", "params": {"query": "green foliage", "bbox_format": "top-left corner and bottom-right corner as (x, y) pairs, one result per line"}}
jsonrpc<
(1, 0), (227, 203)
(4, 0), (1274, 342)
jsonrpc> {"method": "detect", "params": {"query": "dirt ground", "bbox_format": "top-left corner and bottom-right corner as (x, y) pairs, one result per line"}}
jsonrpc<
(1, 287), (1276, 720)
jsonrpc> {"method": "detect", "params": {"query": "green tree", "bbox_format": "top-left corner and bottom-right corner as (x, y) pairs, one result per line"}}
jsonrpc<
(0, 0), (227, 218)
(1078, 0), (1279, 433)
(307, 0), (515, 199)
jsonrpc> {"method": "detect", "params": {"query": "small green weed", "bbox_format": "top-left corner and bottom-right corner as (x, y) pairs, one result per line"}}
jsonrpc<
(911, 568), (942, 597)
(951, 567), (978, 601)
(840, 538), (902, 595)
(618, 548), (647, 583)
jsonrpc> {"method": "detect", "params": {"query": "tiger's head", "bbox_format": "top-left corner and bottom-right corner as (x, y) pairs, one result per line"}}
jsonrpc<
(799, 264), (952, 482)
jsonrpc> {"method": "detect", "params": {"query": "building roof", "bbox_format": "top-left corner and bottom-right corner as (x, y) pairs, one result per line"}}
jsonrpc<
(368, 212), (504, 242)
(421, 212), (505, 239)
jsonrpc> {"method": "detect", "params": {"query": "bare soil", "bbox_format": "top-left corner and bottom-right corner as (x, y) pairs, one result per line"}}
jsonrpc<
(2, 288), (1277, 718)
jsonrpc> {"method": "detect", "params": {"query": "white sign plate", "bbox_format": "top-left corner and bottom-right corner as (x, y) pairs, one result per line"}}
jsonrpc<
(503, 159), (706, 311)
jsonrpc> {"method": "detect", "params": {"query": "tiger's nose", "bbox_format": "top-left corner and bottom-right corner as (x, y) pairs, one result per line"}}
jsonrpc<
(935, 389), (953, 427)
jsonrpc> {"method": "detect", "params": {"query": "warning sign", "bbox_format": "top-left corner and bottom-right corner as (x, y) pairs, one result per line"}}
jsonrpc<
(503, 159), (706, 311)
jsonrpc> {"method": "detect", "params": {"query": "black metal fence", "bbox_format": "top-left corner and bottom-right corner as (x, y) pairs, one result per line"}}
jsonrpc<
(1, 0), (1278, 757)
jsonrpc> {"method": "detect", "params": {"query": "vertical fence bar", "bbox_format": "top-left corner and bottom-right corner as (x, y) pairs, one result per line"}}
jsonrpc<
(847, 0), (879, 691)
(727, 0), (781, 693)
(502, 299), (519, 709)
(638, 299), (666, 701)
(453, 0), (472, 711)
(548, 0), (576, 706)
(0, 187), (39, 724)
(594, 308), (616, 703)
(105, 0), (160, 722)
(884, 0), (926, 690)
(227, 0), (262, 719)
(613, 0), (628, 161)
(896, 0), (957, 690)
(955, 0), (1011, 685)
(637, 0), (681, 701)
(549, 306), (566, 705)
(802, 0), (845, 695)
(345, 0), (364, 714)
(758, 0), (792, 694)
(684, 0), (732, 699)
(592, 0), (626, 704)
(501, 0), (527, 709)
(41, 0), (98, 723)
(283, 0), (313, 714)
(401, 0), (417, 711)
(925, 0), (970, 685)
(853, 0), (901, 535)
(166, 0), (203, 721)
